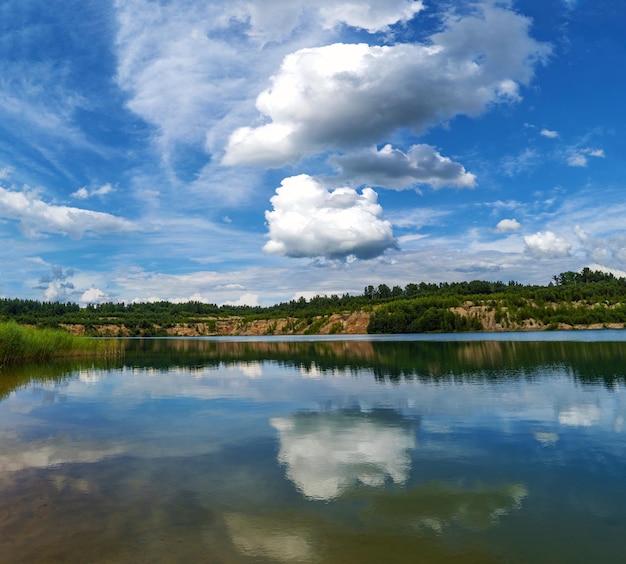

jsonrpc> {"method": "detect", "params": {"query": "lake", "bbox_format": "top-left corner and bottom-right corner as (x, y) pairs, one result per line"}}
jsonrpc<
(2, 333), (626, 563)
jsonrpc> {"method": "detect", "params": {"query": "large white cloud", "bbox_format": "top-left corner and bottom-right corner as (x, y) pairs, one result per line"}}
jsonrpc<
(223, 3), (550, 166)
(113, 0), (424, 164)
(0, 186), (134, 239)
(263, 174), (396, 260)
(524, 231), (572, 259)
(330, 144), (476, 190)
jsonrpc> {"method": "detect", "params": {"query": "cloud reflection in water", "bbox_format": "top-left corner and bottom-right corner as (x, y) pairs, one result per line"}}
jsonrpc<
(271, 409), (417, 501)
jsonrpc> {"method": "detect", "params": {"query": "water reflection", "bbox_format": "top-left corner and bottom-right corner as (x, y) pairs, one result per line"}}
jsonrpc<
(222, 478), (529, 563)
(271, 409), (416, 500)
(122, 336), (626, 387)
(225, 513), (316, 563)
(3, 336), (626, 401)
(2, 336), (626, 562)
(534, 431), (559, 445)
(558, 404), (602, 427)
(360, 481), (528, 533)
(0, 436), (124, 472)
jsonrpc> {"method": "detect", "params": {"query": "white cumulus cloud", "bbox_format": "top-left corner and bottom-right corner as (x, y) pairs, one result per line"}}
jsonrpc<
(223, 3), (550, 166)
(114, 0), (426, 145)
(79, 287), (108, 305)
(495, 218), (521, 233)
(524, 231), (572, 259)
(264, 174), (396, 260)
(330, 144), (476, 190)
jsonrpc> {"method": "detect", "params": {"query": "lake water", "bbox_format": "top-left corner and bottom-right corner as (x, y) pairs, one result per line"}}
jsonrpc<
(2, 333), (626, 563)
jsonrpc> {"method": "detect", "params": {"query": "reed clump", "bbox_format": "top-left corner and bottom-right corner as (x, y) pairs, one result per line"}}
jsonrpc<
(0, 322), (122, 367)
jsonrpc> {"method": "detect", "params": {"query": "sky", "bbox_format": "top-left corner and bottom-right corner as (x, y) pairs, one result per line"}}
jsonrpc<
(1, 0), (625, 306)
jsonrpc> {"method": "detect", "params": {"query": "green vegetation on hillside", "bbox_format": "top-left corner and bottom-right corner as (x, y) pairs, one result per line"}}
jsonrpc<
(367, 269), (626, 333)
(1, 268), (625, 335)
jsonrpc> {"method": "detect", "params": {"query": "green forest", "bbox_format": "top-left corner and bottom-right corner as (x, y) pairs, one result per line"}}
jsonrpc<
(1, 268), (626, 335)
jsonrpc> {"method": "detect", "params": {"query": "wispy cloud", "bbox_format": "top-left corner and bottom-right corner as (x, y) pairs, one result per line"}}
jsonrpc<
(567, 147), (605, 167)
(500, 148), (541, 176)
(71, 183), (115, 200)
(0, 186), (134, 239)
(540, 128), (559, 138)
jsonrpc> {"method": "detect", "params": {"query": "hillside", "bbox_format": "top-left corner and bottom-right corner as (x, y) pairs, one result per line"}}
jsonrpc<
(60, 311), (372, 337)
(57, 304), (625, 338)
(2, 268), (626, 336)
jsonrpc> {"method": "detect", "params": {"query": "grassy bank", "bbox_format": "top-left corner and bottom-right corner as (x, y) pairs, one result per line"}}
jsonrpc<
(0, 322), (122, 367)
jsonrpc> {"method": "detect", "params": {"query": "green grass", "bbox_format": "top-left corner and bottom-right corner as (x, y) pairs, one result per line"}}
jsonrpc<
(0, 322), (122, 367)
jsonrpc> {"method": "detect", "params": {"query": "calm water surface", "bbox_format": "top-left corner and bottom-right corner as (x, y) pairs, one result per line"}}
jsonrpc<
(2, 333), (626, 563)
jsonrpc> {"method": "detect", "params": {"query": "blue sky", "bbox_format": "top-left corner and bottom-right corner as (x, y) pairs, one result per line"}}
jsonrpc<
(1, 0), (625, 306)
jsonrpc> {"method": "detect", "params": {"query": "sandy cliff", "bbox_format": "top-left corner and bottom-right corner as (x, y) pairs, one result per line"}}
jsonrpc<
(60, 303), (625, 337)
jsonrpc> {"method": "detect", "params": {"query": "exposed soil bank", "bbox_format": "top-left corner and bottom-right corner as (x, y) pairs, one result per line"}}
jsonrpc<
(59, 305), (625, 337)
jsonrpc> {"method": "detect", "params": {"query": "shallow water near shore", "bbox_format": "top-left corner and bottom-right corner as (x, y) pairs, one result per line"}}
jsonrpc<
(2, 333), (626, 562)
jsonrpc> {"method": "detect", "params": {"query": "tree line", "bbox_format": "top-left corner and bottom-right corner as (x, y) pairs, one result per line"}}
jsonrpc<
(367, 268), (626, 333)
(1, 268), (625, 335)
